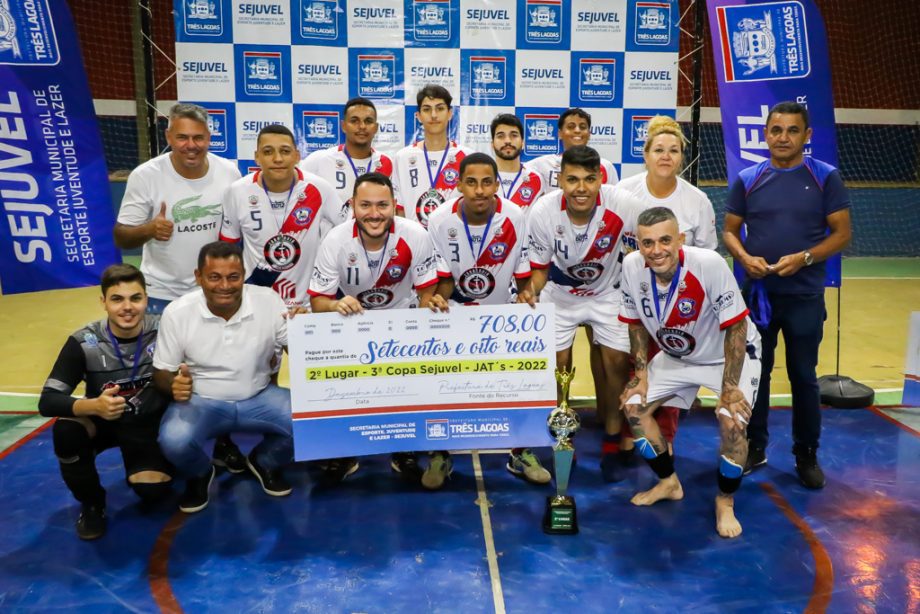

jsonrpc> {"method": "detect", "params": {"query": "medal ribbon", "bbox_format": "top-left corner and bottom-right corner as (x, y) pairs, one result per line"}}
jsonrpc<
(106, 324), (147, 383)
(423, 143), (450, 190)
(501, 167), (524, 200)
(651, 263), (683, 325)
(460, 202), (494, 262)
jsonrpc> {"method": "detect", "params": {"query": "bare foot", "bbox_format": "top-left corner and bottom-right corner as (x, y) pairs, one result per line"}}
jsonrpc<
(715, 494), (742, 538)
(630, 474), (684, 506)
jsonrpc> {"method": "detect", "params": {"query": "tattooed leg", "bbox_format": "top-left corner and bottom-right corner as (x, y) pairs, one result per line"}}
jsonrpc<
(625, 397), (684, 506)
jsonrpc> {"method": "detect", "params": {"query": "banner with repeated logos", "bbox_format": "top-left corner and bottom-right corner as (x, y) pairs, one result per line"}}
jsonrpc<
(0, 0), (120, 294)
(173, 0), (679, 179)
(706, 0), (841, 286)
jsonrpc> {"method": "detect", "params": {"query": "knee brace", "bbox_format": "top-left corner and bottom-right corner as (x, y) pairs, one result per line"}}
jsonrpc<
(129, 480), (173, 503)
(718, 454), (743, 494)
(52, 420), (104, 505)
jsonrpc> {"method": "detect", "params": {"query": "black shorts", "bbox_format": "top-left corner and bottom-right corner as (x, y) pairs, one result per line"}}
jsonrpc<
(90, 412), (173, 477)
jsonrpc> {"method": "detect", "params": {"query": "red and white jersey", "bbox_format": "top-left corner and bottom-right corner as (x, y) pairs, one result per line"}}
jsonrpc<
(299, 145), (394, 227)
(528, 184), (646, 299)
(528, 153), (618, 191)
(497, 164), (544, 216)
(308, 216), (439, 310)
(219, 168), (339, 307)
(615, 173), (717, 250)
(618, 246), (760, 366)
(392, 140), (473, 228)
(428, 196), (530, 305)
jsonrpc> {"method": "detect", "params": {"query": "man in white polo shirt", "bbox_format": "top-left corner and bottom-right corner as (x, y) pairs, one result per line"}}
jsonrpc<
(153, 241), (293, 513)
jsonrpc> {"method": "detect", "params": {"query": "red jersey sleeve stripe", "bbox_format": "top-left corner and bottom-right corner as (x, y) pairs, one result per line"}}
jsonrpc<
(719, 309), (749, 330)
(618, 315), (641, 324)
(415, 277), (439, 290)
(307, 289), (336, 298)
(437, 271), (453, 278)
(513, 271), (532, 279)
(218, 233), (239, 243)
(530, 261), (550, 270)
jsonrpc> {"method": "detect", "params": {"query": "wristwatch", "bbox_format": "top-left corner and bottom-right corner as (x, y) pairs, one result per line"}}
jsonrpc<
(803, 250), (814, 266)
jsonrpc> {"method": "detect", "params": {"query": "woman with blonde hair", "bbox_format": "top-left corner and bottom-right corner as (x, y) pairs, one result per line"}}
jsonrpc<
(617, 116), (717, 249)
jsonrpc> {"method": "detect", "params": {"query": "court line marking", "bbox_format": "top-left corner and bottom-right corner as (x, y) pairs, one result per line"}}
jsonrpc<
(148, 511), (186, 614)
(0, 418), (53, 461)
(761, 482), (834, 613)
(472, 451), (506, 614)
(868, 407), (920, 438)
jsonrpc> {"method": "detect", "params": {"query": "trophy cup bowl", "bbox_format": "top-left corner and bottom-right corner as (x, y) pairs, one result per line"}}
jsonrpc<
(543, 368), (580, 535)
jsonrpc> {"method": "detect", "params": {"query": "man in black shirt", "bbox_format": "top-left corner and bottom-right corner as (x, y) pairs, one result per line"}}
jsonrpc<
(39, 264), (173, 539)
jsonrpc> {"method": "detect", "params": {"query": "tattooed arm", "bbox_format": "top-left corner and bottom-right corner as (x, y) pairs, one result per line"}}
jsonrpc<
(718, 318), (752, 431)
(620, 322), (651, 407)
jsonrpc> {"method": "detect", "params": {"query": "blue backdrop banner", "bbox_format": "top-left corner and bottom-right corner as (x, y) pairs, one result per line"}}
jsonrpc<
(173, 0), (680, 180)
(706, 0), (841, 286)
(0, 0), (119, 294)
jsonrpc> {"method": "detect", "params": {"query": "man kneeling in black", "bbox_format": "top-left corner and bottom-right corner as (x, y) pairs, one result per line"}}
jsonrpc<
(39, 264), (173, 539)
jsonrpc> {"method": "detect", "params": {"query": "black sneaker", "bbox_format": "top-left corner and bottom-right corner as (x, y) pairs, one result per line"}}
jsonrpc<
(76, 503), (106, 540)
(212, 435), (247, 474)
(390, 452), (423, 482)
(744, 445), (767, 475)
(246, 454), (292, 496)
(795, 448), (826, 489)
(321, 457), (360, 484)
(179, 466), (215, 513)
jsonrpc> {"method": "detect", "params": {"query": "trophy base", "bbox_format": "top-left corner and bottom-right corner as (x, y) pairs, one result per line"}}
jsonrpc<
(542, 495), (578, 535)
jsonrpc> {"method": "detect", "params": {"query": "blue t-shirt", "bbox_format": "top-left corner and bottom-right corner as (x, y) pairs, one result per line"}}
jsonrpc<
(726, 157), (850, 294)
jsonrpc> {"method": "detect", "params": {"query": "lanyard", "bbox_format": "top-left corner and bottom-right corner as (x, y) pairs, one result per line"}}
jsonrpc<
(460, 202), (494, 261)
(343, 148), (372, 180)
(261, 175), (297, 232)
(359, 229), (390, 282)
(501, 167), (524, 200)
(651, 263), (682, 325)
(106, 324), (147, 382)
(423, 143), (450, 189)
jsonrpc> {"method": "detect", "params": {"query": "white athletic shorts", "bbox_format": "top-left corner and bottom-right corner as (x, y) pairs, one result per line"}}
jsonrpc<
(646, 351), (761, 410)
(542, 285), (630, 353)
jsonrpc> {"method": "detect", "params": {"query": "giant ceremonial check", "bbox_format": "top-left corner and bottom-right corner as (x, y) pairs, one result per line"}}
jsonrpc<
(289, 304), (557, 460)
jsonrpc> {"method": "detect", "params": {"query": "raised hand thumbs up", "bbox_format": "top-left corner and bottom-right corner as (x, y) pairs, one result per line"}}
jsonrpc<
(97, 384), (126, 420)
(172, 363), (193, 401)
(152, 201), (174, 241)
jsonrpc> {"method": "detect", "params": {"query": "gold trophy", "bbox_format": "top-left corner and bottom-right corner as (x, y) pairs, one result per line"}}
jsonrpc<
(543, 367), (581, 535)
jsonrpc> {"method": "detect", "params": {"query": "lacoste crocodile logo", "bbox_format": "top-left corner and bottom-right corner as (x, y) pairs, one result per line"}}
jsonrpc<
(172, 196), (222, 223)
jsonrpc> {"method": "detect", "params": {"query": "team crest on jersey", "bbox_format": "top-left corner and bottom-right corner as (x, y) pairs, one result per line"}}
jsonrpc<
(488, 242), (508, 261)
(555, 224), (565, 236)
(357, 288), (394, 308)
(146, 343), (156, 357)
(678, 280), (687, 292)
(347, 252), (358, 265)
(336, 159), (345, 168)
(656, 327), (696, 357)
(264, 234), (301, 271)
(385, 264), (406, 281)
(676, 298), (697, 318)
(293, 207), (314, 226)
(459, 267), (496, 300)
(640, 281), (650, 294)
(389, 248), (399, 258)
(519, 187), (534, 202)
(248, 195), (259, 206)
(83, 332), (98, 347)
(442, 168), (459, 186)
(409, 156), (417, 165)
(593, 235), (612, 252)
(416, 189), (445, 227)
(568, 262), (604, 282)
(448, 227), (458, 239)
